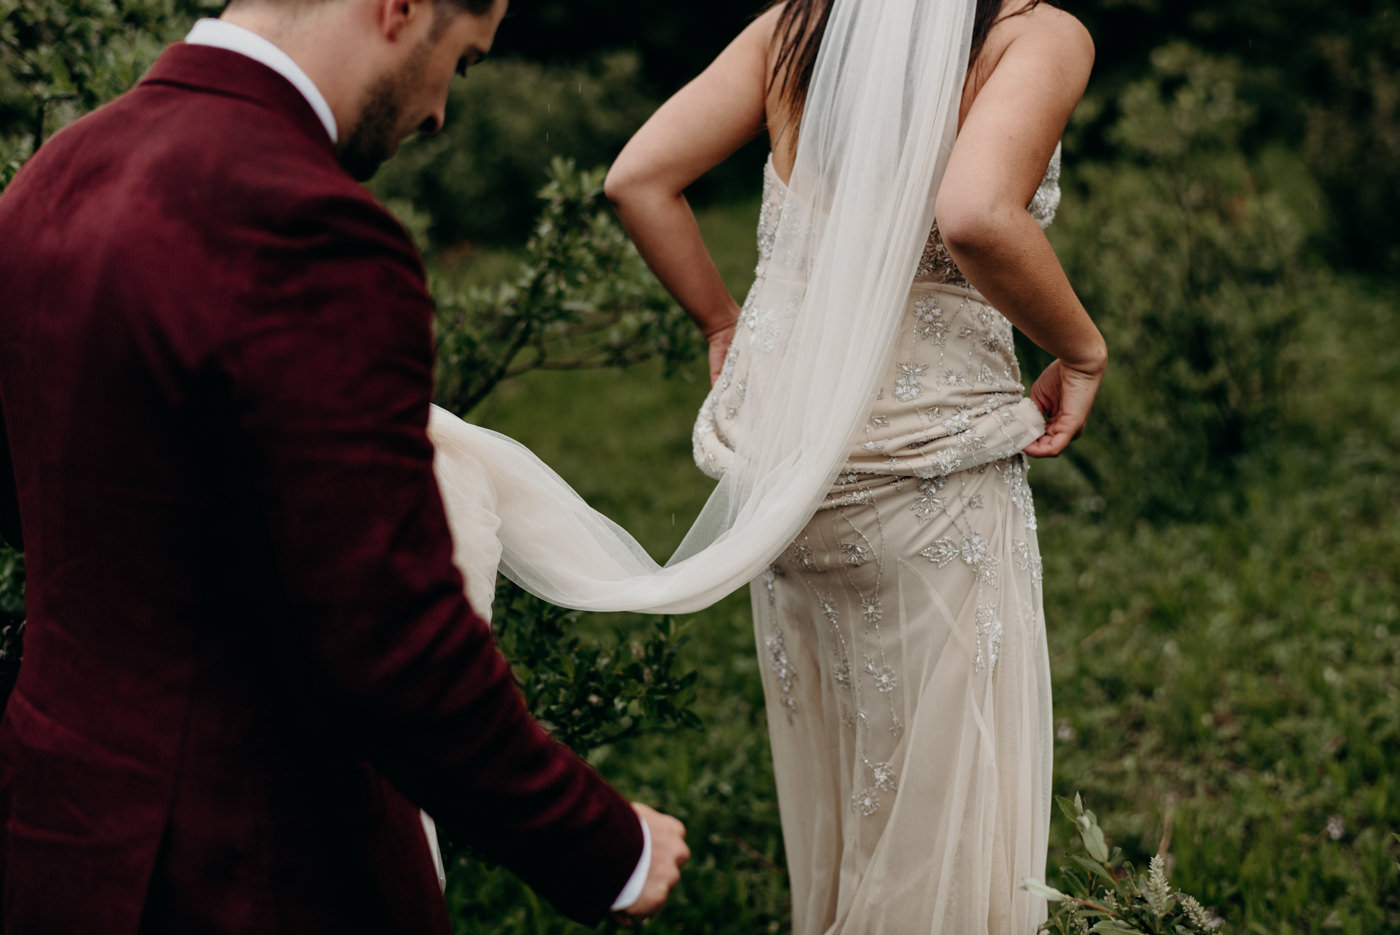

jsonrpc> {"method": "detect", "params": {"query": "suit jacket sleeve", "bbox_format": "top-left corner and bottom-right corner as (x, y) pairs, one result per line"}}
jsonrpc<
(0, 385), (20, 551)
(222, 191), (642, 924)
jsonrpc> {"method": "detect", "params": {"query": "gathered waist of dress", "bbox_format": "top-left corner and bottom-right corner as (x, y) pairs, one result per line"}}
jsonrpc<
(838, 282), (1046, 479)
(693, 280), (1047, 485)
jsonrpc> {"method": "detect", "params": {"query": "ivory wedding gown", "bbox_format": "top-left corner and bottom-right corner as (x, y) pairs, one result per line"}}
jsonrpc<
(423, 148), (1061, 931)
(688, 150), (1062, 935)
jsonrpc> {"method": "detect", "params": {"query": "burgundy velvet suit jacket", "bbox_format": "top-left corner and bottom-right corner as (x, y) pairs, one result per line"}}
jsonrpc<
(0, 44), (643, 934)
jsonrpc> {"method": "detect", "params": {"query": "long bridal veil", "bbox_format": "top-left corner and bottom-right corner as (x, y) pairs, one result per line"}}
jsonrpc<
(429, 0), (975, 614)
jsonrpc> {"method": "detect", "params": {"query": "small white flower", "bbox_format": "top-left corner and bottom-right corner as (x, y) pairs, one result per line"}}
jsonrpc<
(1146, 854), (1173, 917)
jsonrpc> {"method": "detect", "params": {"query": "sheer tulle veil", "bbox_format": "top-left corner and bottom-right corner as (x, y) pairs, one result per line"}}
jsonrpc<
(428, 0), (976, 613)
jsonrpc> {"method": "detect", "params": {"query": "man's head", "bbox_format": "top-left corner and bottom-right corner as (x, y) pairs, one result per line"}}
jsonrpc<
(224, 0), (508, 180)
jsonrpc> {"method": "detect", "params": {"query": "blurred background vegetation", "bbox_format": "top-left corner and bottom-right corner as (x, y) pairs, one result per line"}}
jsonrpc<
(1, 0), (1397, 932)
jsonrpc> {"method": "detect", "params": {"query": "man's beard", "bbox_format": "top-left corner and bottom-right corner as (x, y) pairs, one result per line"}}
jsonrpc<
(338, 44), (429, 182)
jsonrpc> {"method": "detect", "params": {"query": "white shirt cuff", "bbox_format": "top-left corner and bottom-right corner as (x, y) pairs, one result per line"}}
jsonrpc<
(609, 814), (652, 911)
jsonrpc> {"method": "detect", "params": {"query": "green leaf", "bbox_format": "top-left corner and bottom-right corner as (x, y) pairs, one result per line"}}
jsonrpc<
(1078, 816), (1111, 863)
(1023, 878), (1069, 902)
(1090, 922), (1143, 935)
(1070, 855), (1119, 884)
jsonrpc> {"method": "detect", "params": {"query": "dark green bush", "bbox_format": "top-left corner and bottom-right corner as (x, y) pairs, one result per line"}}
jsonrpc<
(0, 0), (209, 156)
(490, 583), (699, 757)
(1299, 17), (1400, 273)
(1046, 45), (1326, 520)
(0, 549), (23, 707)
(370, 53), (657, 247)
(431, 159), (704, 414)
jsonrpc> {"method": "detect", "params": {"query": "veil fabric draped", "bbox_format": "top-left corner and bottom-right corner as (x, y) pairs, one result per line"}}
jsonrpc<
(429, 0), (976, 614)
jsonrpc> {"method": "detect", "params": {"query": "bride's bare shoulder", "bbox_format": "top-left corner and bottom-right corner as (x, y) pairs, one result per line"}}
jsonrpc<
(996, 4), (1094, 67)
(968, 3), (1093, 101)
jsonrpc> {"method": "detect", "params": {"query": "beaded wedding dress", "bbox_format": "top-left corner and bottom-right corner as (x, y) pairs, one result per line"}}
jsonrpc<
(689, 151), (1061, 935)
(423, 2), (1058, 928)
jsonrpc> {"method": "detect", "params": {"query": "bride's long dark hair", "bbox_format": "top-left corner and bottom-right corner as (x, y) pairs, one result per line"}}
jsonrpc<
(768, 0), (1041, 119)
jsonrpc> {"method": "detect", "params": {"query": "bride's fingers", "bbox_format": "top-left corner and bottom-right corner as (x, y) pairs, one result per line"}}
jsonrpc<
(1023, 431), (1067, 458)
(1023, 410), (1088, 457)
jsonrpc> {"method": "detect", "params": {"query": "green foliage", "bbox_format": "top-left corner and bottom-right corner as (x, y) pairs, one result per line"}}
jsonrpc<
(431, 158), (704, 416)
(370, 53), (657, 246)
(437, 582), (701, 877)
(0, 547), (23, 707)
(1299, 12), (1400, 272)
(1037, 272), (1400, 932)
(0, 151), (19, 191)
(1044, 44), (1324, 520)
(490, 583), (700, 756)
(1031, 795), (1224, 934)
(0, 0), (206, 156)
(490, 1), (757, 91)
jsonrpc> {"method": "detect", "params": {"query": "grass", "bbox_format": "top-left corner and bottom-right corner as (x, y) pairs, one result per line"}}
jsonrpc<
(437, 197), (1400, 933)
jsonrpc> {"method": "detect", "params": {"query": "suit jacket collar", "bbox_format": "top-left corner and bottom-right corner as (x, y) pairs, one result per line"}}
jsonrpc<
(139, 43), (337, 159)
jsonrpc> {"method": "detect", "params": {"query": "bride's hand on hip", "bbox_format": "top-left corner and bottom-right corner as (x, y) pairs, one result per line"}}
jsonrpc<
(1023, 358), (1103, 458)
(705, 322), (736, 385)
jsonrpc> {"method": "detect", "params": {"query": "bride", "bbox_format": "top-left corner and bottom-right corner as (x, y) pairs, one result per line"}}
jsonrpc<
(428, 0), (1103, 930)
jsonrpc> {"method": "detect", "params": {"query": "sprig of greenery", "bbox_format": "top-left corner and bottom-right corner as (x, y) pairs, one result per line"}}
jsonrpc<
(1027, 795), (1224, 935)
(0, 0), (211, 153)
(0, 547), (23, 706)
(431, 157), (704, 416)
(491, 581), (700, 757)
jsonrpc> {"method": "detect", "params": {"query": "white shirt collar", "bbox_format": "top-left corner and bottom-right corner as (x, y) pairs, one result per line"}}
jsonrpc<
(185, 18), (339, 143)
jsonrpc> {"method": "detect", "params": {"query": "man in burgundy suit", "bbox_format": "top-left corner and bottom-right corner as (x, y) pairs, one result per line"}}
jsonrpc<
(0, 0), (691, 931)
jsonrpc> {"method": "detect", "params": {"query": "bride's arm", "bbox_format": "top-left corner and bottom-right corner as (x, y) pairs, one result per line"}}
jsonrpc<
(604, 10), (779, 383)
(936, 6), (1104, 457)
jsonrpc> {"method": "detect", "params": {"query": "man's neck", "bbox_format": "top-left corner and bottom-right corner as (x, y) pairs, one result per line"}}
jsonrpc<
(186, 19), (339, 142)
(216, 6), (373, 143)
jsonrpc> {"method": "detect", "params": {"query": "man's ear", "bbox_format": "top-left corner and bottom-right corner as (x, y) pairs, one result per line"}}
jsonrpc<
(375, 0), (428, 42)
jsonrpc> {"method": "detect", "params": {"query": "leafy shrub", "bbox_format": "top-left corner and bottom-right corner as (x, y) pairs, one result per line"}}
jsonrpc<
(370, 53), (657, 247)
(1030, 795), (1225, 934)
(431, 158), (704, 414)
(490, 584), (699, 758)
(0, 549), (22, 707)
(1045, 44), (1325, 520)
(0, 0), (206, 156)
(1299, 18), (1400, 273)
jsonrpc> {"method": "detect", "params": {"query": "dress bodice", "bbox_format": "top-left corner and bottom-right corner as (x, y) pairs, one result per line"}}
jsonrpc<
(693, 150), (1061, 484)
(757, 146), (1062, 290)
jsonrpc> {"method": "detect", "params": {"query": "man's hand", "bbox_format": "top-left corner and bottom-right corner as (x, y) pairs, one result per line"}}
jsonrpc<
(1023, 357), (1104, 458)
(615, 803), (689, 924)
